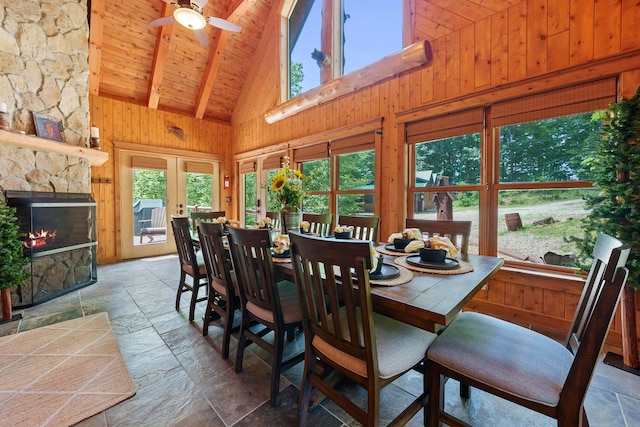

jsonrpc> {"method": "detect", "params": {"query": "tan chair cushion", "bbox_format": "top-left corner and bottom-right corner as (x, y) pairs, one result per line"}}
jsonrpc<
(246, 280), (302, 325)
(428, 311), (574, 407)
(313, 308), (435, 379)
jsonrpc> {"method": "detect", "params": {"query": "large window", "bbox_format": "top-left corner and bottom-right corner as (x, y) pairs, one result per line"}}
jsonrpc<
(407, 78), (617, 268)
(287, 0), (401, 97)
(296, 131), (377, 217)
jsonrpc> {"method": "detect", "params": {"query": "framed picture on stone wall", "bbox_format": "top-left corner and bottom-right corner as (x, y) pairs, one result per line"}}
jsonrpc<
(33, 112), (66, 143)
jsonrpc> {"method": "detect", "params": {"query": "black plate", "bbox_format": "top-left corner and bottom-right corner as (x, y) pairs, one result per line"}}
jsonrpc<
(370, 264), (401, 280)
(272, 250), (290, 258)
(405, 255), (460, 270)
(384, 243), (419, 253)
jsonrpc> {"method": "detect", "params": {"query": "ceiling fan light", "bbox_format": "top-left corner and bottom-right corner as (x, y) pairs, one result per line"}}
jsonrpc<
(174, 8), (206, 30)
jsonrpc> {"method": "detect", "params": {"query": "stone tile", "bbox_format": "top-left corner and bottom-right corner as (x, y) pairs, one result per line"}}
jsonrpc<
(105, 370), (219, 427)
(584, 383), (627, 426)
(114, 326), (166, 359)
(18, 307), (84, 332)
(123, 345), (184, 390)
(108, 311), (153, 335)
(196, 354), (288, 425)
(619, 393), (640, 426)
(234, 384), (343, 427)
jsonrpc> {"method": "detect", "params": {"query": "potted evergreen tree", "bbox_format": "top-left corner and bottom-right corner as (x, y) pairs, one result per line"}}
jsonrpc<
(578, 85), (640, 368)
(0, 198), (29, 322)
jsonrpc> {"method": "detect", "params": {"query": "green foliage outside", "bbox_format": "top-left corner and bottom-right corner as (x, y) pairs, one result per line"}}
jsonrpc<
(132, 169), (212, 209)
(577, 86), (640, 289)
(290, 62), (304, 98)
(0, 199), (29, 290)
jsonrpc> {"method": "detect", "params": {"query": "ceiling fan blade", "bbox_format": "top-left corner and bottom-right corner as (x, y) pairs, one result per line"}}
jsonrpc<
(194, 29), (210, 47)
(150, 16), (176, 27)
(206, 16), (241, 32)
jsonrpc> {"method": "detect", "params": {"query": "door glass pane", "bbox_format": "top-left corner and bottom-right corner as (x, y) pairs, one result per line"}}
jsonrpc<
(186, 172), (213, 216)
(132, 168), (167, 246)
(244, 172), (257, 226)
(266, 169), (281, 212)
(302, 158), (330, 213)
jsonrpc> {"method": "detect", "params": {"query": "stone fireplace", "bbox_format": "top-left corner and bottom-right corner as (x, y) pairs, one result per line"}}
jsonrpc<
(5, 190), (97, 308)
(0, 1), (109, 309)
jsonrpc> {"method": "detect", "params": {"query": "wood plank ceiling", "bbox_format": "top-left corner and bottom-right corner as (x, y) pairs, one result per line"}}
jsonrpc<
(90, 0), (522, 124)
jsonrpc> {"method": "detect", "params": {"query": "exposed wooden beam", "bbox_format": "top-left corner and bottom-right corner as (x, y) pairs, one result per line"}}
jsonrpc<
(194, 0), (257, 119)
(147, 3), (174, 110)
(264, 40), (432, 124)
(88, 0), (105, 96)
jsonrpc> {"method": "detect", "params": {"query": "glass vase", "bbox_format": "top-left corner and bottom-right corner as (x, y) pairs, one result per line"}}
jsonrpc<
(280, 205), (302, 234)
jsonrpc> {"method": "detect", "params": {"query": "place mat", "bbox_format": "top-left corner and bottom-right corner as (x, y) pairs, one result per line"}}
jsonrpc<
(376, 244), (417, 256)
(0, 312), (136, 427)
(331, 264), (413, 287)
(370, 264), (413, 286)
(394, 256), (474, 275)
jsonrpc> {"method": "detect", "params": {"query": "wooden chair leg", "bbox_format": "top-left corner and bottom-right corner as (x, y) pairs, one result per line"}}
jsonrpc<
(221, 298), (234, 359)
(188, 279), (200, 322)
(428, 363), (445, 427)
(270, 330), (286, 407)
(297, 359), (314, 426)
(175, 270), (187, 311)
(235, 313), (249, 373)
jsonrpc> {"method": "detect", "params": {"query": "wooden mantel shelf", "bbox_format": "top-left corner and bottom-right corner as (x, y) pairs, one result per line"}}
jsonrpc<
(0, 129), (108, 166)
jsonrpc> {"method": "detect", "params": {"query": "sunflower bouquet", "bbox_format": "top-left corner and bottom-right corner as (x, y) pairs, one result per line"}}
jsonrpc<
(270, 156), (309, 208)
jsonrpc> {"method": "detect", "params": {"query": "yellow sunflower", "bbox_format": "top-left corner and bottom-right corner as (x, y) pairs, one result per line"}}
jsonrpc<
(272, 176), (287, 191)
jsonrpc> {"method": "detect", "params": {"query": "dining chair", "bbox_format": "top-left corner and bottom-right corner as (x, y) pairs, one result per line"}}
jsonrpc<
(226, 227), (304, 407)
(427, 232), (630, 427)
(302, 212), (333, 236)
(196, 220), (239, 359)
(289, 232), (436, 426)
(337, 214), (380, 242)
(170, 216), (208, 322)
(265, 211), (281, 230)
(405, 218), (472, 254)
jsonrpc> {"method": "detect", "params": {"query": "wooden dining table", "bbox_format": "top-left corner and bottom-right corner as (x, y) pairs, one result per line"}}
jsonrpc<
(275, 252), (504, 332)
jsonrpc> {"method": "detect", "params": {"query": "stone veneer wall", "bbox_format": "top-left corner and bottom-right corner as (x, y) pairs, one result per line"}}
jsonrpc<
(0, 0), (90, 146)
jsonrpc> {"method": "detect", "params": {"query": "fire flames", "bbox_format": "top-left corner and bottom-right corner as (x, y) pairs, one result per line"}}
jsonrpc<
(24, 229), (57, 249)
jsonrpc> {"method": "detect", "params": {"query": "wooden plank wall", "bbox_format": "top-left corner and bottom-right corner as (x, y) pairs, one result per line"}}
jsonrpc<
(89, 95), (232, 264)
(231, 0), (640, 351)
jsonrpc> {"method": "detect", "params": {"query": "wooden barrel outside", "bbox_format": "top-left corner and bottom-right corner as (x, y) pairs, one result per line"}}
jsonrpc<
(505, 213), (523, 231)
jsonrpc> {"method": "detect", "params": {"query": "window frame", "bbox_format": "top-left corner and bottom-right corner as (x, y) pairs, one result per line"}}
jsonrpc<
(405, 78), (617, 273)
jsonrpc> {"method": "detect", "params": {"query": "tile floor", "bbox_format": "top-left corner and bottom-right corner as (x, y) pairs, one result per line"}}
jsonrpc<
(1, 254), (640, 426)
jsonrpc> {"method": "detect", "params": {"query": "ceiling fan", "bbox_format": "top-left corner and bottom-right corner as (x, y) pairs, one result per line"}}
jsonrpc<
(150, 0), (241, 47)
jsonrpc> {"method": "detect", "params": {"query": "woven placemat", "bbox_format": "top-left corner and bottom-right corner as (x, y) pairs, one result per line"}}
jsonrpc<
(370, 264), (413, 287)
(375, 244), (418, 257)
(394, 256), (474, 275)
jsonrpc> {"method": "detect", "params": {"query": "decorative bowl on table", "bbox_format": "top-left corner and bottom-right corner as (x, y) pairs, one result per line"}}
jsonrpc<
(420, 247), (447, 263)
(334, 231), (352, 239)
(393, 237), (414, 250)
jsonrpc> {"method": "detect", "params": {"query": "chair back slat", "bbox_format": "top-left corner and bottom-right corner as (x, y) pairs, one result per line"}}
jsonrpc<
(290, 233), (376, 374)
(197, 221), (233, 297)
(560, 233), (630, 408)
(405, 218), (472, 254)
(171, 216), (198, 269)
(302, 213), (334, 236)
(227, 227), (282, 319)
(337, 215), (380, 242)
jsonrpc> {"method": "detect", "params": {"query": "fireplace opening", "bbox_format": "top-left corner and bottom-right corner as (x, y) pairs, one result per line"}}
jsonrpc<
(4, 190), (98, 308)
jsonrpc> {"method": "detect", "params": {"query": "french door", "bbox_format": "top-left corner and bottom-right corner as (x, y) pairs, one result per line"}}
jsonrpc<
(118, 149), (220, 260)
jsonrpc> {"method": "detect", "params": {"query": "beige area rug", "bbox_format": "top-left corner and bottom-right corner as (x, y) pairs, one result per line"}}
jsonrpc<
(0, 312), (136, 427)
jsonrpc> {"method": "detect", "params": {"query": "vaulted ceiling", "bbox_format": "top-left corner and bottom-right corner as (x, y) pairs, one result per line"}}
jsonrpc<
(90, 0), (522, 124)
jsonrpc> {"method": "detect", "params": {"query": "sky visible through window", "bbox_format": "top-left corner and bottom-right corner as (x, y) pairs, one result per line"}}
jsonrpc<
(291, 0), (401, 94)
